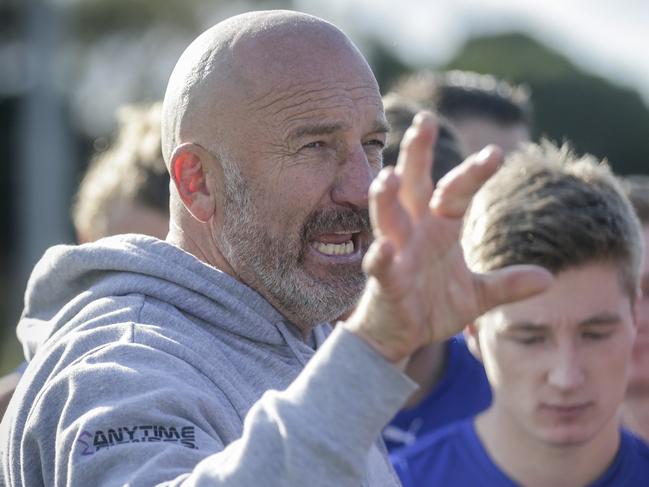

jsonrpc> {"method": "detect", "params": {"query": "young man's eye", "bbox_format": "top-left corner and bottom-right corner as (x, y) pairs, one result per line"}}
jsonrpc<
(514, 335), (545, 345)
(582, 331), (611, 341)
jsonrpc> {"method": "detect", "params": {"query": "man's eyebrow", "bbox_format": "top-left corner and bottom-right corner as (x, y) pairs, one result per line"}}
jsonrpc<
(370, 119), (390, 134)
(289, 119), (390, 140)
(578, 312), (622, 327)
(289, 123), (347, 139)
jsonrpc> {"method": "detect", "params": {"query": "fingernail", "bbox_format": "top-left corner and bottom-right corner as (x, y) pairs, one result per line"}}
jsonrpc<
(413, 110), (435, 127)
(478, 146), (493, 160)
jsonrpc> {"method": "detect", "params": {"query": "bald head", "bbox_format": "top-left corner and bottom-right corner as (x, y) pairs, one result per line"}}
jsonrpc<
(162, 10), (378, 166)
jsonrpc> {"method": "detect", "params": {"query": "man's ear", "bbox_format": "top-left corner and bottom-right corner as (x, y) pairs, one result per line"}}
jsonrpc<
(464, 322), (483, 363)
(170, 143), (215, 222)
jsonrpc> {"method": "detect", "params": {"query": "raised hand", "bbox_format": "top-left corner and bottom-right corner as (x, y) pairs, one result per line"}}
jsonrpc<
(344, 112), (552, 364)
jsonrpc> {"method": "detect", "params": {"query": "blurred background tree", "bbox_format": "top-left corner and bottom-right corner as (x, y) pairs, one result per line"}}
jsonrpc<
(442, 33), (649, 175)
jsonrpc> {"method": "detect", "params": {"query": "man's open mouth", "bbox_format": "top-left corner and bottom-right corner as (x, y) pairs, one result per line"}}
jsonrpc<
(311, 230), (360, 257)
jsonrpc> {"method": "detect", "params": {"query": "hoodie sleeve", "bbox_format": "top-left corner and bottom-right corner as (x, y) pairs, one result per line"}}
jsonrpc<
(11, 326), (415, 487)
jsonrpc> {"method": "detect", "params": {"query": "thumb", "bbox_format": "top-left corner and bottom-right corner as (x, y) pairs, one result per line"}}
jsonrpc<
(475, 265), (553, 315)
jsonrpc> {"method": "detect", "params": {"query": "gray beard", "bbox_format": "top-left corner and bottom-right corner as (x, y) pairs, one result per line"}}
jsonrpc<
(218, 162), (368, 328)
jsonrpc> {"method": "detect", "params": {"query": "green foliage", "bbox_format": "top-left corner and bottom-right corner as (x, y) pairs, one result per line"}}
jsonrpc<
(446, 33), (649, 175)
(371, 32), (649, 175)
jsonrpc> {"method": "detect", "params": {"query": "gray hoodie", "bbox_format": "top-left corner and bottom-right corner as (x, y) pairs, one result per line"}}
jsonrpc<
(0, 235), (415, 486)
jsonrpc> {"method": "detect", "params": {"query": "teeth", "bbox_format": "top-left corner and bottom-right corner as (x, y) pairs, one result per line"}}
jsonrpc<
(313, 240), (354, 256)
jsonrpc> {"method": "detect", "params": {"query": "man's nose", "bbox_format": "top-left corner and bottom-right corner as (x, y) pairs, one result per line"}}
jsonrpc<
(547, 344), (585, 391)
(330, 145), (376, 209)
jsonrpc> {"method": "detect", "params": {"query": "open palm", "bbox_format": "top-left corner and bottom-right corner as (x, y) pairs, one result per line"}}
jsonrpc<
(345, 112), (551, 364)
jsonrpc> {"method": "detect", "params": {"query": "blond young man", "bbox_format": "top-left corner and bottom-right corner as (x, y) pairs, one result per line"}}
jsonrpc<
(392, 143), (649, 486)
(73, 101), (169, 243)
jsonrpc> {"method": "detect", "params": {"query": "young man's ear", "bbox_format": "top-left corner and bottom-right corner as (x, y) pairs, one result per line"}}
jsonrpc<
(170, 143), (216, 222)
(464, 322), (483, 363)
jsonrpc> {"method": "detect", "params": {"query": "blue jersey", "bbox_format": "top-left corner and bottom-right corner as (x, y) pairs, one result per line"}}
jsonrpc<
(391, 418), (649, 487)
(383, 335), (491, 452)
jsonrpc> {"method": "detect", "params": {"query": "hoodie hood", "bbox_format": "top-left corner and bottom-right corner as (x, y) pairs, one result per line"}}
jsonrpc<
(18, 234), (314, 361)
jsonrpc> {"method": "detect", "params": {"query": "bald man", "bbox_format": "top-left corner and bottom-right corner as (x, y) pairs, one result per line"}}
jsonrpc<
(0, 11), (549, 486)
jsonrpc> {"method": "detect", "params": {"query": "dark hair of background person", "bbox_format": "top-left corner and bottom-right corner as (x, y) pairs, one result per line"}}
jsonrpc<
(382, 92), (465, 183)
(391, 69), (533, 129)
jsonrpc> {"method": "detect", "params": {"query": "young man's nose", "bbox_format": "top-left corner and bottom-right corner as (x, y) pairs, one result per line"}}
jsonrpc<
(547, 345), (586, 390)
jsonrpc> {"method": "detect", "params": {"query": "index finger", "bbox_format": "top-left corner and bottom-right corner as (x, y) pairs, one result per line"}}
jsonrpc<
(394, 111), (437, 220)
(430, 145), (503, 219)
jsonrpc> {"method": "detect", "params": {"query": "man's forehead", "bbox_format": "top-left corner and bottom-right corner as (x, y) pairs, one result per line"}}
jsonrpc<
(164, 10), (380, 156)
(242, 77), (384, 133)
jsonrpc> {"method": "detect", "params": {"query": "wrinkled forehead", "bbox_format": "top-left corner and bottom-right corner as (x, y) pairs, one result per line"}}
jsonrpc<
(241, 77), (384, 141)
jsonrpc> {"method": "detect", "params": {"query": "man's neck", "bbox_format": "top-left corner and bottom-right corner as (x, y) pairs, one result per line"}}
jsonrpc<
(621, 394), (649, 442)
(475, 406), (621, 487)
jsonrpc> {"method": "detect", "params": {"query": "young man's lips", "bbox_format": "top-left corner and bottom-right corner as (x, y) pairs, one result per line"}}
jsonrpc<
(540, 402), (592, 415)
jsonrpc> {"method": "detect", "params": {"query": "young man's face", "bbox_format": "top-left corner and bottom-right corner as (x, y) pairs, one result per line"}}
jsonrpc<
(629, 225), (649, 394)
(470, 262), (637, 446)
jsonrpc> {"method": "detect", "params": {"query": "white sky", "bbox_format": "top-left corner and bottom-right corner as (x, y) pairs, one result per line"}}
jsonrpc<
(294, 0), (649, 104)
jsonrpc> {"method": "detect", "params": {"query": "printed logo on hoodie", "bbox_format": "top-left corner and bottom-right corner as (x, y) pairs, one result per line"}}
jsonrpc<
(76, 424), (197, 455)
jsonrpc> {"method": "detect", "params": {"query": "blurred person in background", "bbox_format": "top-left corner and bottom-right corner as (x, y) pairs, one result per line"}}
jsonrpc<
(1, 10), (550, 486)
(392, 142), (649, 486)
(381, 93), (464, 181)
(392, 69), (532, 155)
(0, 101), (168, 421)
(381, 93), (492, 452)
(620, 175), (649, 442)
(73, 101), (169, 243)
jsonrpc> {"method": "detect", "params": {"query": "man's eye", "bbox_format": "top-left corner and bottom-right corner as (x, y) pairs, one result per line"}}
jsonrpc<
(364, 139), (385, 149)
(302, 141), (325, 150)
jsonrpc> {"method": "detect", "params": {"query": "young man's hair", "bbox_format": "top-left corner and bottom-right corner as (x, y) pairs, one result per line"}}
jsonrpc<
(72, 101), (169, 241)
(391, 69), (533, 128)
(620, 174), (649, 225)
(461, 141), (643, 296)
(382, 92), (465, 184)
